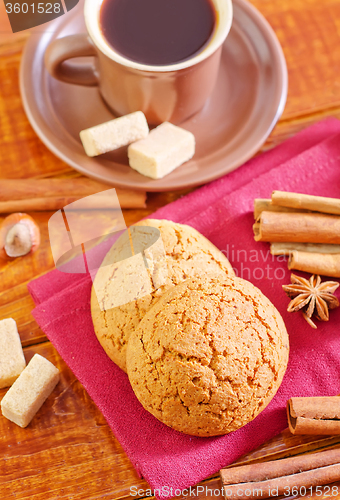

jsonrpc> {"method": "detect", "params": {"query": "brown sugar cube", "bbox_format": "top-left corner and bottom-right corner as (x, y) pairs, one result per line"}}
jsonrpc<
(0, 318), (26, 389)
(1, 353), (60, 428)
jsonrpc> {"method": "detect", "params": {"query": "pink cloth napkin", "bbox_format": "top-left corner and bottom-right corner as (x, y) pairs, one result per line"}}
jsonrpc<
(28, 118), (340, 499)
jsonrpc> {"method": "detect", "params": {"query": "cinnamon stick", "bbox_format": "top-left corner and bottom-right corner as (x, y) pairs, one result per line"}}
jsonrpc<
(254, 199), (309, 220)
(0, 178), (133, 200)
(287, 397), (340, 435)
(0, 179), (146, 212)
(254, 211), (340, 244)
(272, 191), (340, 216)
(288, 251), (340, 278)
(270, 242), (340, 256)
(220, 448), (340, 499)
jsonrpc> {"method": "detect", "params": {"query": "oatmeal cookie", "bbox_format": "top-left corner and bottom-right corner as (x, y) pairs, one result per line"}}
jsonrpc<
(91, 219), (234, 372)
(126, 276), (289, 436)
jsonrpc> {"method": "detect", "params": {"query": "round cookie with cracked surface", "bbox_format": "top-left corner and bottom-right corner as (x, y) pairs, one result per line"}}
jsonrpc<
(126, 276), (289, 437)
(91, 219), (234, 372)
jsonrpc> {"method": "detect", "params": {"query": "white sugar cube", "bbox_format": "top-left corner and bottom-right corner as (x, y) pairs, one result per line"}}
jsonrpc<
(1, 354), (60, 428)
(80, 111), (149, 157)
(128, 122), (195, 179)
(0, 318), (26, 389)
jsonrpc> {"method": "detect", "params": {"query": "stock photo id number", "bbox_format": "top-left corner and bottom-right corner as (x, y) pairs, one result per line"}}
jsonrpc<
(4, 0), (78, 32)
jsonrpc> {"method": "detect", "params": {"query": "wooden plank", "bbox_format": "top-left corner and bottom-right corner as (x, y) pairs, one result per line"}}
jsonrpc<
(1, 0), (340, 498)
(250, 0), (340, 121)
(0, 342), (149, 500)
(0, 294), (45, 346)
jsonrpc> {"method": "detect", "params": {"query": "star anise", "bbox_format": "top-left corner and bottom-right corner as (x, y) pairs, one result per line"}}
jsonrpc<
(282, 274), (339, 329)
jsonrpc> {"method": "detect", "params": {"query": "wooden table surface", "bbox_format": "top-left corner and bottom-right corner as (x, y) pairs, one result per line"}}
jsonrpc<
(1, 0), (340, 498)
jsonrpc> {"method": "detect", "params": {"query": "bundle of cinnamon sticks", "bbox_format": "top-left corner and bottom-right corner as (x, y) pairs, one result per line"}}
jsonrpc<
(253, 191), (340, 277)
(220, 395), (340, 499)
(0, 178), (147, 212)
(287, 396), (340, 435)
(220, 396), (340, 500)
(220, 446), (340, 499)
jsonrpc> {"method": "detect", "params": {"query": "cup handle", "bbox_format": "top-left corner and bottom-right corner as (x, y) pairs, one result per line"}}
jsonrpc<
(44, 34), (99, 87)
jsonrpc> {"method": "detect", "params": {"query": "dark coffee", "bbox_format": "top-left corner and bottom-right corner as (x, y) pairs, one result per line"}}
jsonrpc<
(99, 0), (217, 66)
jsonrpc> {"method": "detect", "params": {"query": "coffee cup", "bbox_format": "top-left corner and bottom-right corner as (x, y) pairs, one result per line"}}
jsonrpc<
(45, 0), (233, 125)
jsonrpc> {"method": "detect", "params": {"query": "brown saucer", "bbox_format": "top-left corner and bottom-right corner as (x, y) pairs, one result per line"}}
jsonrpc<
(20, 0), (287, 192)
